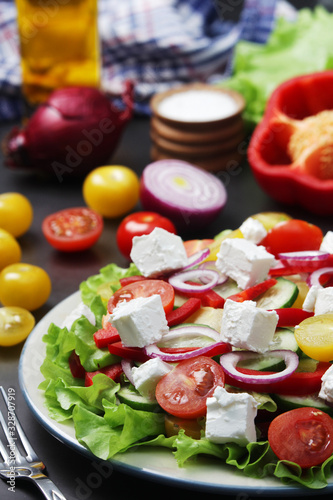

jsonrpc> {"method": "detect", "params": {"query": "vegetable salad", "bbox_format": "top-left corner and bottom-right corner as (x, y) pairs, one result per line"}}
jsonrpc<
(39, 213), (333, 489)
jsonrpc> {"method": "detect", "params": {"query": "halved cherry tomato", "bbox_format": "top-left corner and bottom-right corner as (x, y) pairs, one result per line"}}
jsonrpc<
(116, 211), (177, 260)
(107, 279), (175, 315)
(261, 219), (323, 257)
(42, 207), (103, 252)
(268, 407), (333, 468)
(155, 356), (225, 419)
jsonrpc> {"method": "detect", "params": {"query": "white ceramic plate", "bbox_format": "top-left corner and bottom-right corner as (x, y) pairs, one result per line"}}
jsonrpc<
(19, 291), (333, 497)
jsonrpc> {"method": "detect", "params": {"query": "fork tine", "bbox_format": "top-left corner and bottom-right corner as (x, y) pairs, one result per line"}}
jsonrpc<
(0, 387), (38, 462)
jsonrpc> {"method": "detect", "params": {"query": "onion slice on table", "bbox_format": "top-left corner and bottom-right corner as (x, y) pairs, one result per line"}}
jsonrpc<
(307, 266), (333, 288)
(168, 268), (219, 293)
(219, 350), (299, 384)
(139, 159), (227, 231)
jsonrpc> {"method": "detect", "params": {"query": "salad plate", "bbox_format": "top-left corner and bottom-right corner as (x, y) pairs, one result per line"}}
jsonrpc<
(19, 290), (333, 497)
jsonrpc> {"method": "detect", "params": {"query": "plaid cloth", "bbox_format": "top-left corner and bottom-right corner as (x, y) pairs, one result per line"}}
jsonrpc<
(0, 0), (291, 120)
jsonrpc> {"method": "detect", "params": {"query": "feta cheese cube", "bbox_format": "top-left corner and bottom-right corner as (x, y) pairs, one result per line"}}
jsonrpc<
(239, 217), (267, 244)
(303, 285), (333, 315)
(220, 299), (278, 353)
(314, 287), (333, 315)
(302, 285), (320, 312)
(132, 358), (172, 400)
(130, 227), (188, 277)
(216, 238), (276, 289)
(205, 386), (258, 446)
(109, 294), (169, 347)
(320, 231), (333, 254)
(319, 364), (333, 403)
(60, 301), (96, 330)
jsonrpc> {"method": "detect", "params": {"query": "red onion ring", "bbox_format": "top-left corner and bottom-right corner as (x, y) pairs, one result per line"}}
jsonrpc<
(159, 325), (221, 344)
(219, 350), (299, 384)
(182, 248), (211, 270)
(278, 250), (330, 265)
(168, 268), (219, 293)
(121, 359), (135, 385)
(144, 341), (230, 362)
(198, 261), (228, 285)
(307, 266), (333, 288)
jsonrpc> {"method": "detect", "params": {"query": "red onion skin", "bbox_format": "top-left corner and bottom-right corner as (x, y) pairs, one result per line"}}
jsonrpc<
(4, 84), (133, 179)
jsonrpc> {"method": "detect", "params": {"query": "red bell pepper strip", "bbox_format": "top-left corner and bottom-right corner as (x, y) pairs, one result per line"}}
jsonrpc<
(166, 298), (202, 327)
(68, 350), (85, 379)
(272, 308), (314, 327)
(108, 341), (150, 362)
(228, 278), (277, 302)
(178, 282), (225, 308)
(85, 363), (123, 387)
(93, 323), (120, 349)
(223, 361), (331, 396)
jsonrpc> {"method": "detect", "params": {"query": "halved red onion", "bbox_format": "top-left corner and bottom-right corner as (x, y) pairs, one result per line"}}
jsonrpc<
(307, 266), (333, 288)
(182, 248), (211, 270)
(219, 350), (299, 384)
(198, 261), (228, 285)
(278, 250), (330, 265)
(160, 324), (221, 344)
(121, 359), (135, 385)
(168, 268), (219, 293)
(140, 159), (227, 231)
(144, 341), (230, 362)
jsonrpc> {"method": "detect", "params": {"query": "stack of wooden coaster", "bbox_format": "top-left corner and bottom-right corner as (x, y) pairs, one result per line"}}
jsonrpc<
(150, 83), (246, 173)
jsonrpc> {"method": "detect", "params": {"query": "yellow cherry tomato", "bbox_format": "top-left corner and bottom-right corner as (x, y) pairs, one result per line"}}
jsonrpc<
(0, 263), (51, 311)
(0, 192), (33, 237)
(0, 228), (21, 271)
(0, 306), (35, 346)
(83, 165), (140, 218)
(295, 313), (333, 361)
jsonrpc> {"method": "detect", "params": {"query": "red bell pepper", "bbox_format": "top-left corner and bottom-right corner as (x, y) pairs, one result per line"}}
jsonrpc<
(166, 298), (202, 326)
(248, 70), (333, 216)
(272, 307), (314, 327)
(85, 363), (123, 387)
(108, 341), (150, 362)
(228, 278), (277, 302)
(224, 361), (331, 396)
(68, 350), (85, 379)
(178, 282), (225, 308)
(93, 323), (121, 349)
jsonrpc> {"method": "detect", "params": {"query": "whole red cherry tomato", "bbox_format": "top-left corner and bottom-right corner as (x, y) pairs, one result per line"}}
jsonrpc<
(116, 211), (177, 260)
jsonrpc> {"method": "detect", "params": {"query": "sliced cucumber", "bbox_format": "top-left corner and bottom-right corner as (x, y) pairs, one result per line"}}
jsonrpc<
(214, 278), (241, 299)
(237, 328), (300, 372)
(117, 385), (161, 412)
(255, 277), (298, 309)
(273, 393), (333, 416)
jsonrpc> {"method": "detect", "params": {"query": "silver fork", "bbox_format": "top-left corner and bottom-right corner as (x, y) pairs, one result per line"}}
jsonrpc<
(0, 386), (67, 499)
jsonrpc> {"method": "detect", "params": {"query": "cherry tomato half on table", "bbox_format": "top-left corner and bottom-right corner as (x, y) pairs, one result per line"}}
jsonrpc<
(0, 263), (51, 311)
(42, 207), (103, 252)
(268, 407), (333, 468)
(155, 356), (225, 419)
(0, 306), (35, 346)
(83, 165), (140, 218)
(0, 192), (33, 238)
(261, 219), (323, 257)
(107, 279), (175, 315)
(116, 211), (177, 260)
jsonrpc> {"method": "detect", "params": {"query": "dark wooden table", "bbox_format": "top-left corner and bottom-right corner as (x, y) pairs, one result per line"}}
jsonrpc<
(0, 114), (332, 500)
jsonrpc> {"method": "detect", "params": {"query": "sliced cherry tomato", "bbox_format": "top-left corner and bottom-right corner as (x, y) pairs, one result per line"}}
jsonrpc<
(42, 207), (103, 252)
(155, 356), (225, 419)
(294, 313), (333, 362)
(261, 219), (323, 257)
(183, 239), (214, 257)
(116, 211), (177, 260)
(268, 407), (333, 468)
(85, 363), (123, 387)
(107, 279), (175, 315)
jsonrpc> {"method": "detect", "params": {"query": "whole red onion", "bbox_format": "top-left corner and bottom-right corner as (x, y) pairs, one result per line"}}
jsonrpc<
(4, 83), (134, 181)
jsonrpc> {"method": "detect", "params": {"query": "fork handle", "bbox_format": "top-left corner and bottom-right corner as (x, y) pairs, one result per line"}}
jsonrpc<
(30, 473), (68, 500)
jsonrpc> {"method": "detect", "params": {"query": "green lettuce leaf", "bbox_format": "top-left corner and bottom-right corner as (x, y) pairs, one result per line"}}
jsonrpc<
(222, 7), (333, 127)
